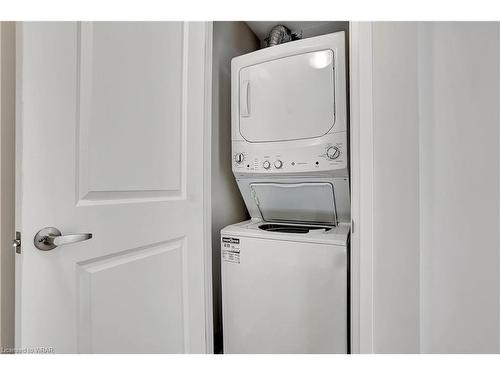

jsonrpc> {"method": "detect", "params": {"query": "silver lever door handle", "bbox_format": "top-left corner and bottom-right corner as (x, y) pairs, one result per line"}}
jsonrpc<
(34, 227), (93, 251)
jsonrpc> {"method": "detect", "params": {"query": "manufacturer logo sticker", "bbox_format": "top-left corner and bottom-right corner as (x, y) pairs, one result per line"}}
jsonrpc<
(222, 237), (240, 264)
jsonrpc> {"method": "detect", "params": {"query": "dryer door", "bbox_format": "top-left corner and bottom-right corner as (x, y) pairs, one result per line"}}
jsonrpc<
(239, 49), (335, 142)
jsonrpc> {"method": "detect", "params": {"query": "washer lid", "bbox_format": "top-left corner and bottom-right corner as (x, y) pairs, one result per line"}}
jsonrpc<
(239, 49), (335, 142)
(249, 182), (337, 225)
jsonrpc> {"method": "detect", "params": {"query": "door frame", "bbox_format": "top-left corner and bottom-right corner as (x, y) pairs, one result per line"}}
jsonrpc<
(349, 21), (375, 354)
(202, 21), (214, 354)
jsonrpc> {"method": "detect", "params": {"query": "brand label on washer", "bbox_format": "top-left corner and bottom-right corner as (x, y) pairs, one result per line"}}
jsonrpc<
(222, 237), (240, 264)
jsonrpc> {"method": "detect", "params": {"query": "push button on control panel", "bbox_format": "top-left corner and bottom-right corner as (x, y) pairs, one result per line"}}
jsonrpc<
(274, 160), (283, 169)
(263, 160), (271, 170)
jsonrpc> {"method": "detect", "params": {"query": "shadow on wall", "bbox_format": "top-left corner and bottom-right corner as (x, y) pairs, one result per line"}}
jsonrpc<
(211, 21), (258, 353)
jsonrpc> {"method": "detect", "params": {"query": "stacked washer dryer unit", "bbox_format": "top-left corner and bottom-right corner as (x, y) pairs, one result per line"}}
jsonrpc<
(221, 31), (350, 354)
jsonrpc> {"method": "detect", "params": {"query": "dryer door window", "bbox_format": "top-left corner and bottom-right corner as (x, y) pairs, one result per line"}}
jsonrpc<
(239, 49), (336, 143)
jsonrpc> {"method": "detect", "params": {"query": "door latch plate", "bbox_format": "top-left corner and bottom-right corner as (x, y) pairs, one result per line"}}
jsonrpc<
(12, 231), (21, 254)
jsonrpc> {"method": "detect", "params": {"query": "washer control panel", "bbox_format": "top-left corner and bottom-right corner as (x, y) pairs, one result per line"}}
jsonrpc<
(232, 132), (347, 174)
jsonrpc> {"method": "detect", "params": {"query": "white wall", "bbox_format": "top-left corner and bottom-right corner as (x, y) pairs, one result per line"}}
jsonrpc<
(365, 21), (500, 353)
(211, 22), (258, 353)
(0, 22), (16, 351)
(418, 22), (500, 353)
(371, 22), (421, 353)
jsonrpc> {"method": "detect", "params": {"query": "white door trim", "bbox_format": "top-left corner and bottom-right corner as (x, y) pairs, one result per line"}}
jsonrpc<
(349, 21), (374, 354)
(202, 21), (214, 354)
(14, 21), (23, 349)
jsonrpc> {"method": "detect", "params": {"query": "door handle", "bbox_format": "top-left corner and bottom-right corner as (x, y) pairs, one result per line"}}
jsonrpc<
(34, 227), (93, 251)
(240, 80), (250, 117)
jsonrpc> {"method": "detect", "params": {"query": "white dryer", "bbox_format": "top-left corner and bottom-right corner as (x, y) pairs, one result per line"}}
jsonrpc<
(230, 31), (349, 225)
(222, 31), (350, 354)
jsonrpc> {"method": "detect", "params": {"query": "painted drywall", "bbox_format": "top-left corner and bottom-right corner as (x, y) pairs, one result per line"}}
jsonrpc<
(371, 22), (421, 353)
(0, 22), (16, 351)
(211, 21), (258, 353)
(366, 21), (500, 353)
(418, 22), (500, 353)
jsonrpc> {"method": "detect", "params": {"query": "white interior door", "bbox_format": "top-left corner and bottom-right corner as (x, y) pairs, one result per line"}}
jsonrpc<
(15, 21), (212, 353)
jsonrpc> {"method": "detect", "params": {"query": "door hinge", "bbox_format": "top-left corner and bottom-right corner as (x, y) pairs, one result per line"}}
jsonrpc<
(12, 231), (21, 254)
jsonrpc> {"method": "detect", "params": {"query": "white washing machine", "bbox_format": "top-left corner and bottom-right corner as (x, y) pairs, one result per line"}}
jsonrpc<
(222, 31), (350, 354)
(221, 219), (349, 354)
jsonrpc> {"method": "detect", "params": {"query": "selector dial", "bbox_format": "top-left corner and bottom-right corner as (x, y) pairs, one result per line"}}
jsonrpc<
(326, 146), (341, 160)
(234, 153), (244, 164)
(274, 160), (283, 169)
(263, 160), (271, 170)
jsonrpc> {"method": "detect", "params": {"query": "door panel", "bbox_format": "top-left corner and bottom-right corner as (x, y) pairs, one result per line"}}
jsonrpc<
(78, 22), (184, 200)
(77, 238), (186, 353)
(16, 22), (211, 353)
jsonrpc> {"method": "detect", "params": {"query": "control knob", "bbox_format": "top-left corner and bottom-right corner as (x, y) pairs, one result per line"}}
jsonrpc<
(263, 160), (271, 170)
(234, 153), (244, 164)
(274, 160), (283, 169)
(326, 146), (341, 160)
